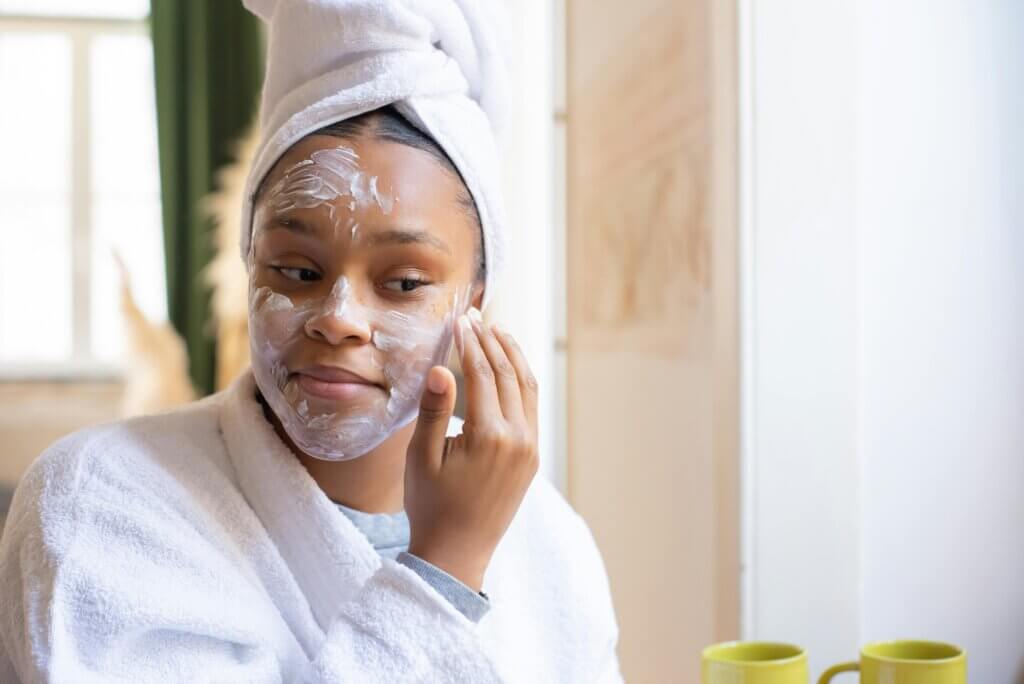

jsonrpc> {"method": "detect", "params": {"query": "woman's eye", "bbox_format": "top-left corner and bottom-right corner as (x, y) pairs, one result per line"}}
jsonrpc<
(276, 267), (321, 282)
(382, 277), (428, 293)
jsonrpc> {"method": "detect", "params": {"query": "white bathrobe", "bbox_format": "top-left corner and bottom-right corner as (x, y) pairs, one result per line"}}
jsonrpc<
(0, 371), (622, 683)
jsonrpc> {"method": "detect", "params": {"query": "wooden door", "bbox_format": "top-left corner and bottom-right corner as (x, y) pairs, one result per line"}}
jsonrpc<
(565, 1), (740, 680)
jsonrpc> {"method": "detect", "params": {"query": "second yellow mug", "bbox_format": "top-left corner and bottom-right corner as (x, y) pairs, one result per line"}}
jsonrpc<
(818, 639), (966, 684)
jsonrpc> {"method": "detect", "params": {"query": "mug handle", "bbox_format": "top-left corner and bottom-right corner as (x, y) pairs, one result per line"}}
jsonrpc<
(818, 661), (859, 683)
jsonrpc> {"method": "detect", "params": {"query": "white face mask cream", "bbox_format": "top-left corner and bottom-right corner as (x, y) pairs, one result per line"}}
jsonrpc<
(247, 143), (470, 461)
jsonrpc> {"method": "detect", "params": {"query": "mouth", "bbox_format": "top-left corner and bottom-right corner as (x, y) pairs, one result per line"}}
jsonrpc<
(291, 364), (383, 401)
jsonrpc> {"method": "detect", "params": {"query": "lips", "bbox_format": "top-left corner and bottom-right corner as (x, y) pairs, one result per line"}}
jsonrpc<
(296, 364), (376, 385)
(292, 364), (382, 401)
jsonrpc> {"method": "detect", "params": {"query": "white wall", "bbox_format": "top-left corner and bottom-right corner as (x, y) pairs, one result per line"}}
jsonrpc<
(744, 1), (1024, 682)
(858, 2), (1024, 682)
(741, 0), (862, 674)
(489, 0), (563, 494)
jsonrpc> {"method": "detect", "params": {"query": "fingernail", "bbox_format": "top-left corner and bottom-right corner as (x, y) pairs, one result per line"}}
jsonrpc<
(427, 369), (446, 394)
(468, 307), (483, 323)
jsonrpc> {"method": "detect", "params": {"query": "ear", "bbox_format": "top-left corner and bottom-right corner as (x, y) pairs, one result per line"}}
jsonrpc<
(470, 283), (485, 312)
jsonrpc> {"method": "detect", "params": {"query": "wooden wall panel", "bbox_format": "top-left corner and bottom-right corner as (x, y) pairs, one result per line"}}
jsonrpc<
(565, 1), (739, 680)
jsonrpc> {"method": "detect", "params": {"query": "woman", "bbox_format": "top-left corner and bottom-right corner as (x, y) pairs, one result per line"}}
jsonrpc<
(0, 1), (622, 682)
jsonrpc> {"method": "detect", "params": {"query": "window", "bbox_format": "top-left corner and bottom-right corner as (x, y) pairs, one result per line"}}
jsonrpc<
(0, 0), (166, 377)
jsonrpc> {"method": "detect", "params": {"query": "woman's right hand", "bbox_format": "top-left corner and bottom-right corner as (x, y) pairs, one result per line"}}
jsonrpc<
(403, 309), (540, 592)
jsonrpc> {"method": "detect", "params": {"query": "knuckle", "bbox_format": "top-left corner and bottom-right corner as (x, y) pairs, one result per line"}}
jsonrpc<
(470, 359), (494, 379)
(497, 432), (518, 452)
(504, 430), (535, 460)
(472, 422), (502, 444)
(493, 359), (516, 379)
(508, 423), (531, 446)
(520, 442), (539, 465)
(522, 373), (540, 395)
(417, 405), (449, 423)
(496, 430), (521, 455)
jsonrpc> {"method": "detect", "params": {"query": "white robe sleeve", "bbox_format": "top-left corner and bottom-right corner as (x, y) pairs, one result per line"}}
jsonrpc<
(0, 439), (503, 684)
(303, 560), (502, 682)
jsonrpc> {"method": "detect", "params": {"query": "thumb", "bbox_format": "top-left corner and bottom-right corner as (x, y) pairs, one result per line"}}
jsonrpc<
(408, 365), (457, 474)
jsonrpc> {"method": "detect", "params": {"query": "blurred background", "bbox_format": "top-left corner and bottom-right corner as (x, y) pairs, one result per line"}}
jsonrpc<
(1, 1), (1022, 681)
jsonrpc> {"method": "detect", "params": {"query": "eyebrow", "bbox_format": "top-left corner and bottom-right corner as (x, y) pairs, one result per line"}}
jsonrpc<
(364, 229), (452, 255)
(266, 217), (318, 235)
(267, 219), (452, 255)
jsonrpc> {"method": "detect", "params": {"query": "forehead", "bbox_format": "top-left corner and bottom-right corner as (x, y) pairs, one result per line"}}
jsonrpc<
(256, 134), (467, 227)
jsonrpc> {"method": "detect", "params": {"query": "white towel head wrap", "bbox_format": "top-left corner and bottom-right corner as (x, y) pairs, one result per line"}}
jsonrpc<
(240, 0), (509, 309)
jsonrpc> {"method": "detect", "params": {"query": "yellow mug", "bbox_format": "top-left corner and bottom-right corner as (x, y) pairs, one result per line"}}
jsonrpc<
(818, 640), (966, 684)
(703, 641), (808, 683)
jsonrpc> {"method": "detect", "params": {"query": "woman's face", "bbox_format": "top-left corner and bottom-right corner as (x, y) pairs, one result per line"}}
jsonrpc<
(247, 134), (481, 461)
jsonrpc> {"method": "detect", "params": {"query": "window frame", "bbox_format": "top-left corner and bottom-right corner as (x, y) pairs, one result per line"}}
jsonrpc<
(0, 11), (155, 381)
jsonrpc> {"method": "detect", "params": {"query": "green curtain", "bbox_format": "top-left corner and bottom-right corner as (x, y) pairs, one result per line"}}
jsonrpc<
(149, 1), (264, 395)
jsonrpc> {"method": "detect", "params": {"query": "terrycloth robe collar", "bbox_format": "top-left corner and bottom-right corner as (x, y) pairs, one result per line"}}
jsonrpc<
(218, 370), (382, 634)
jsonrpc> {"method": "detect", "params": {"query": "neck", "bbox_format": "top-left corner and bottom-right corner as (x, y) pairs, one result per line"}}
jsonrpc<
(258, 391), (416, 514)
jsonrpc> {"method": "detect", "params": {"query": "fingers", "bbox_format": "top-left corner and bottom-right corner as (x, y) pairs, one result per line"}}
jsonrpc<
(408, 365), (457, 475)
(456, 313), (502, 428)
(469, 312), (524, 425)
(491, 323), (539, 439)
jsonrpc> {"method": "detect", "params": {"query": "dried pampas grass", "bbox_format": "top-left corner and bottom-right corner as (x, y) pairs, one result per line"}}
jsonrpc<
(202, 120), (260, 392)
(118, 119), (259, 415)
(116, 253), (197, 416)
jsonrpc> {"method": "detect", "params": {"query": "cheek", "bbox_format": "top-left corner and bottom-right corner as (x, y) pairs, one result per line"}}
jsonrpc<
(249, 288), (307, 352)
(372, 311), (446, 373)
(371, 287), (468, 382)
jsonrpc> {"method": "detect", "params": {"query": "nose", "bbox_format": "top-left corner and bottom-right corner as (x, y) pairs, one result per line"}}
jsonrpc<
(304, 278), (372, 345)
